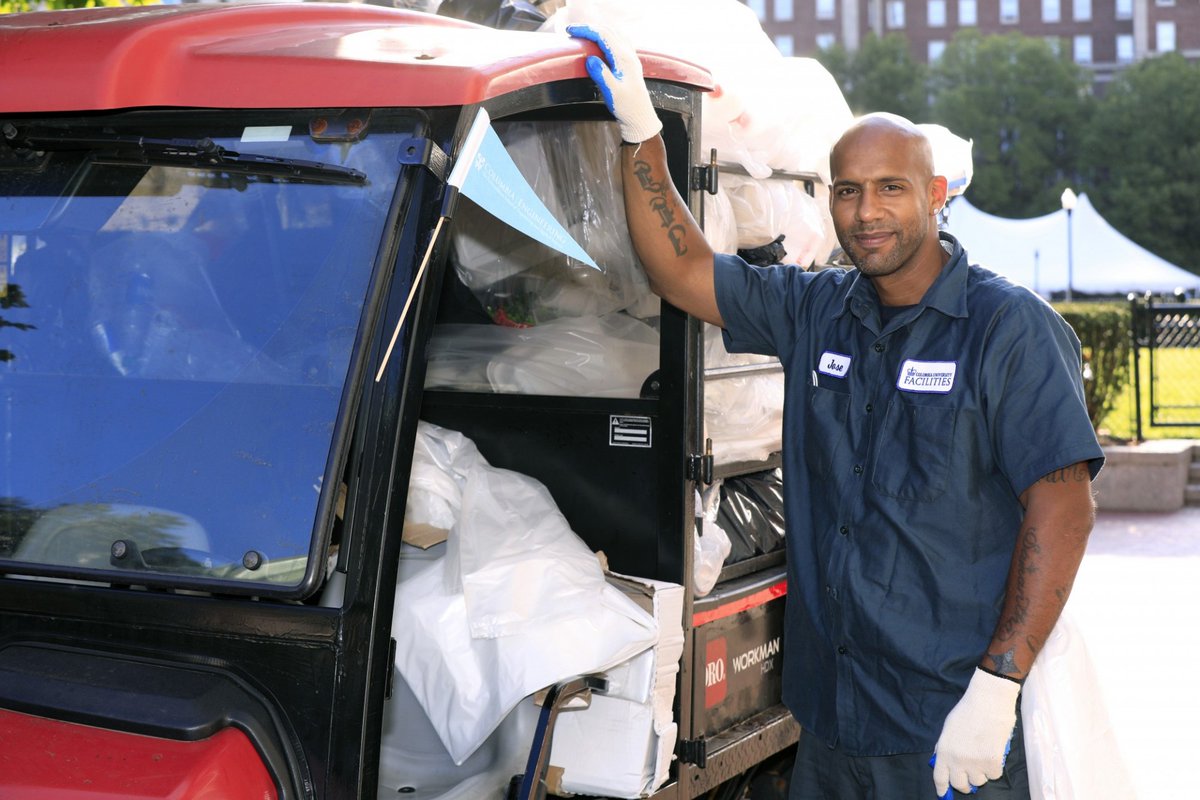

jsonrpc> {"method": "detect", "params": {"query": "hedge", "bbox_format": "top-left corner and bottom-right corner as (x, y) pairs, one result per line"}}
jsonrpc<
(1053, 302), (1132, 431)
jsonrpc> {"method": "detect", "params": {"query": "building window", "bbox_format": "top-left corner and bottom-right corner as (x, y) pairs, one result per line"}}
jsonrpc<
(928, 40), (947, 61)
(1155, 0), (1175, 6)
(746, 0), (767, 20)
(1044, 36), (1063, 55)
(1042, 0), (1060, 23)
(816, 32), (837, 50)
(1116, 34), (1134, 63)
(1074, 35), (1092, 63)
(1115, 0), (1132, 19)
(929, 0), (947, 26)
(1000, 0), (1019, 24)
(1073, 0), (1091, 21)
(816, 0), (836, 20)
(959, 0), (977, 25)
(775, 33), (795, 56)
(774, 0), (794, 22)
(1156, 21), (1176, 52)
(887, 0), (906, 27)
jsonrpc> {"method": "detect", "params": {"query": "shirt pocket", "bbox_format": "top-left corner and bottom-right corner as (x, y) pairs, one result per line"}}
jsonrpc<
(871, 397), (957, 502)
(804, 384), (851, 480)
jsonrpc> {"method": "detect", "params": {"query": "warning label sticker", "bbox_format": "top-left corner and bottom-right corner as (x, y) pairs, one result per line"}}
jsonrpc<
(609, 415), (652, 448)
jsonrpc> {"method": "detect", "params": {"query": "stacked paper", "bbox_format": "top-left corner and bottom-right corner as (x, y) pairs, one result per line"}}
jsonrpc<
(547, 573), (686, 798)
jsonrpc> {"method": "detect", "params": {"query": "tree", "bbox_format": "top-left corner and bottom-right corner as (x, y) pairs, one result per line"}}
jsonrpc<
(929, 31), (1091, 218)
(0, 0), (148, 12)
(0, 282), (33, 363)
(816, 33), (928, 121)
(1080, 54), (1200, 275)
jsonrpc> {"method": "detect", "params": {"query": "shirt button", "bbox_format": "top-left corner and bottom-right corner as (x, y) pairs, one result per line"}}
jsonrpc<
(853, 464), (864, 475)
(865, 403), (873, 413)
(826, 585), (838, 599)
(874, 342), (885, 353)
(839, 525), (849, 536)
(837, 645), (849, 655)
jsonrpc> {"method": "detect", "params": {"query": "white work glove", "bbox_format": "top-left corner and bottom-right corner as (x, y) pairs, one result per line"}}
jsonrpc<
(932, 668), (1021, 797)
(566, 24), (663, 144)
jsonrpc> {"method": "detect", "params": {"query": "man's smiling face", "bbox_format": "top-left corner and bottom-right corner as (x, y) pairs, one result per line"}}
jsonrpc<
(829, 117), (947, 284)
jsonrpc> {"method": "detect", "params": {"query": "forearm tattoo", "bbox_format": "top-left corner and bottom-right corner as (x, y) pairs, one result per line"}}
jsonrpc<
(632, 158), (688, 257)
(996, 527), (1041, 645)
(987, 648), (1020, 676)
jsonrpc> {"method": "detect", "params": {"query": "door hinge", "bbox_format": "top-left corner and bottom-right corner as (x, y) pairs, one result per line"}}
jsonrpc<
(691, 147), (719, 195)
(687, 438), (714, 485)
(678, 736), (708, 767)
(385, 637), (398, 700)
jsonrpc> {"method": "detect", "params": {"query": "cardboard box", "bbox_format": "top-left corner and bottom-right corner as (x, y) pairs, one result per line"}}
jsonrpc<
(547, 573), (684, 798)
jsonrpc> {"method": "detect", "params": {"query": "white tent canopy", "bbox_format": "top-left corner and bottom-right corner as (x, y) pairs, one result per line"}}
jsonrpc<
(944, 193), (1200, 297)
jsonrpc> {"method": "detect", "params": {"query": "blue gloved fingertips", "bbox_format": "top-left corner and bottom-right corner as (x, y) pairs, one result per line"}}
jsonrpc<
(583, 56), (617, 115)
(929, 755), (976, 797)
(566, 24), (622, 77)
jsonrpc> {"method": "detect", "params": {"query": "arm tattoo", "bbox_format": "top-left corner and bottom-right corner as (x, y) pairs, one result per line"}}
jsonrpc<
(986, 648), (1020, 677)
(632, 158), (689, 258)
(1040, 463), (1090, 484)
(996, 527), (1041, 643)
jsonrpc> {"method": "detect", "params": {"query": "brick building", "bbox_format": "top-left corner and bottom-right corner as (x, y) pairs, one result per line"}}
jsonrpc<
(745, 0), (1200, 88)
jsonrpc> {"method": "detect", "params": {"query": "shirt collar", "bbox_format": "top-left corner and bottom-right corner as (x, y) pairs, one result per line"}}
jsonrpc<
(835, 232), (970, 324)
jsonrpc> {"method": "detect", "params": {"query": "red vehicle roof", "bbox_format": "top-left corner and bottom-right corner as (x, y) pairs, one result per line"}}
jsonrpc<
(0, 3), (711, 114)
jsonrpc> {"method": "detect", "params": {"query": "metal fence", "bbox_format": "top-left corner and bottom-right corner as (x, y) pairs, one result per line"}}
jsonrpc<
(1131, 298), (1200, 437)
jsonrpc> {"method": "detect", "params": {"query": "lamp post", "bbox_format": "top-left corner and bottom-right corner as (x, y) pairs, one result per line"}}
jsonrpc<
(1061, 187), (1077, 302)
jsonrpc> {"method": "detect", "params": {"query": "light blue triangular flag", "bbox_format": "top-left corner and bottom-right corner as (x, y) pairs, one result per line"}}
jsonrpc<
(448, 107), (599, 270)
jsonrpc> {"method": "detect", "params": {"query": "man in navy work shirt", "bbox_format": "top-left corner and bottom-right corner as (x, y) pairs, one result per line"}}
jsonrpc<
(570, 24), (1104, 800)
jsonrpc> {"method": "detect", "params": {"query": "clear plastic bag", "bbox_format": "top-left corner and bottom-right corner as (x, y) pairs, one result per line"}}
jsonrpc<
(702, 325), (784, 465)
(425, 314), (660, 398)
(721, 173), (828, 267)
(450, 121), (654, 325)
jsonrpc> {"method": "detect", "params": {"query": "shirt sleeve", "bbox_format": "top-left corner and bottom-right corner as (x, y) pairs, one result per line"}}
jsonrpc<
(983, 293), (1106, 497)
(713, 252), (820, 362)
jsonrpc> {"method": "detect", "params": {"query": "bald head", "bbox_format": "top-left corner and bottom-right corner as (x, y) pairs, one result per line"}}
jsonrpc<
(830, 113), (936, 185)
(825, 113), (950, 299)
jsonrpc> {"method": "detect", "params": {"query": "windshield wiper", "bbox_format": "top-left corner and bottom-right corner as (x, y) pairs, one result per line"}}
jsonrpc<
(1, 124), (366, 186)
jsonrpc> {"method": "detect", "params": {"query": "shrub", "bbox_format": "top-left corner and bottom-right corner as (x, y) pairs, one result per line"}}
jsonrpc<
(1053, 302), (1132, 431)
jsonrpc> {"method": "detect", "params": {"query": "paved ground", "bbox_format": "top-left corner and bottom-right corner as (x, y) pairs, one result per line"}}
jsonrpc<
(1067, 506), (1200, 798)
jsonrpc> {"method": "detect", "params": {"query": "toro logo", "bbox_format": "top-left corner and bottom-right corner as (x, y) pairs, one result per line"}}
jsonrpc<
(704, 637), (728, 708)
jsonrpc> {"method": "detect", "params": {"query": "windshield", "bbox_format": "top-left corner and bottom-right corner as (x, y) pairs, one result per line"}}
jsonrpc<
(0, 111), (415, 592)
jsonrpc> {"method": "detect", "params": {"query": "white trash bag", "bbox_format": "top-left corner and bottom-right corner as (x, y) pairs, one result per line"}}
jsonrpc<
(1021, 606), (1138, 800)
(693, 486), (731, 597)
(393, 422), (659, 764)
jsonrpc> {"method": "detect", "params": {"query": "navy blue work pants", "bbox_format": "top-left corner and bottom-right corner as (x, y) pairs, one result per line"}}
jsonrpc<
(789, 717), (1029, 800)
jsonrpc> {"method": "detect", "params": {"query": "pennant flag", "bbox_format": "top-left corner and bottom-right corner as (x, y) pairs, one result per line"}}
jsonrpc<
(448, 107), (599, 270)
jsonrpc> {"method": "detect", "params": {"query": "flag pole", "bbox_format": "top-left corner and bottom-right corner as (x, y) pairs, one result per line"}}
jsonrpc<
(374, 214), (447, 383)
(372, 108), (491, 383)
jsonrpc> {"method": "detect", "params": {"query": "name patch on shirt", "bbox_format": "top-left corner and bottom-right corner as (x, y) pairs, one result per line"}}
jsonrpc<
(897, 359), (957, 393)
(818, 351), (852, 379)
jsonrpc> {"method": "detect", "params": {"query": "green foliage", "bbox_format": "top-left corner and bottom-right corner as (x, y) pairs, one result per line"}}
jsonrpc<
(929, 31), (1092, 219)
(0, 0), (151, 12)
(1080, 54), (1200, 275)
(0, 281), (33, 363)
(816, 33), (929, 121)
(1054, 302), (1132, 431)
